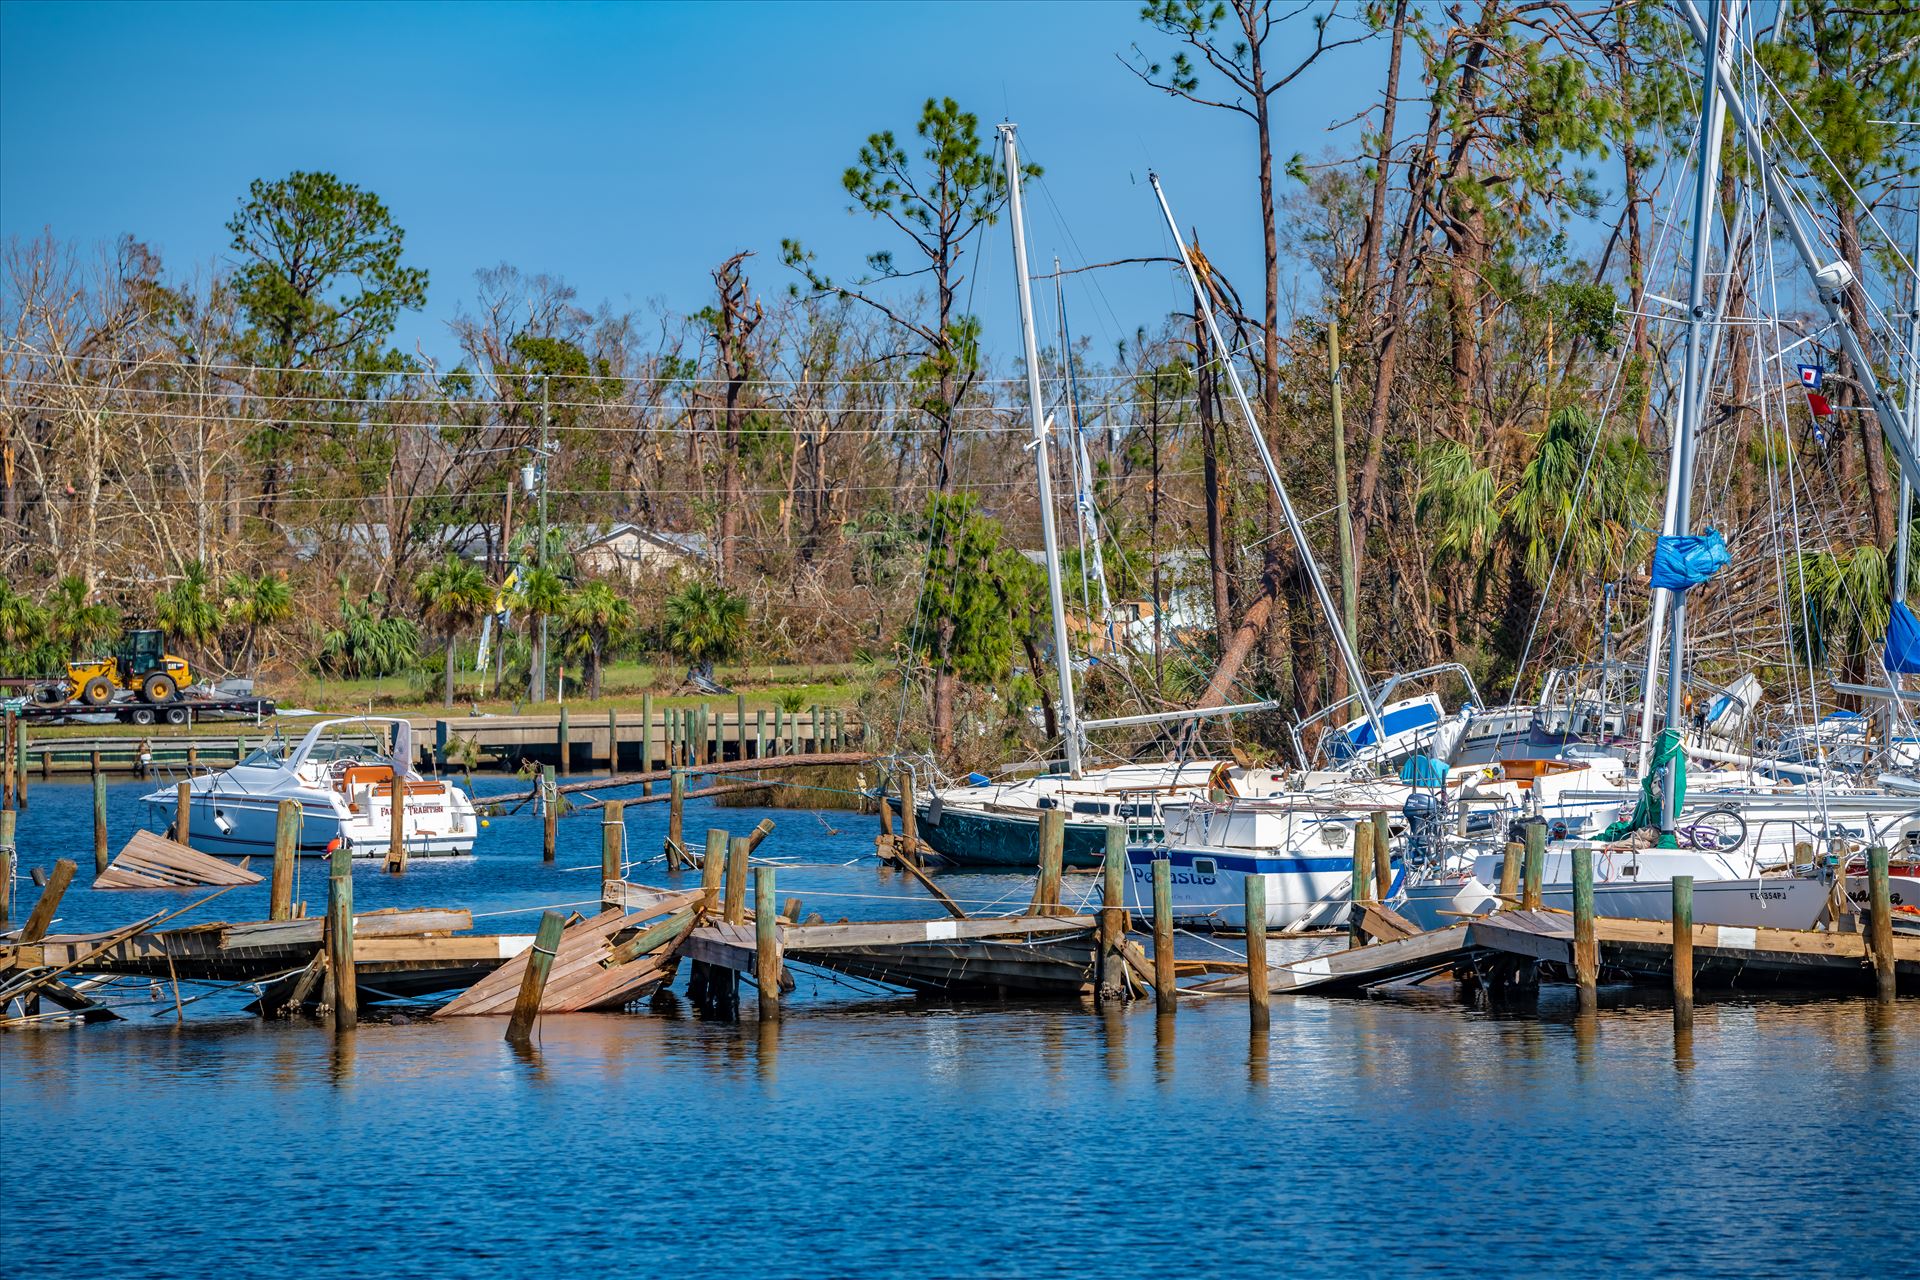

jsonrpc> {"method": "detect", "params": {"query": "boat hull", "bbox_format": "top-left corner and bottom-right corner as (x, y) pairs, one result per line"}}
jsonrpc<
(915, 803), (1117, 868)
(149, 790), (475, 859)
(1125, 844), (1402, 931)
(1395, 873), (1918, 932)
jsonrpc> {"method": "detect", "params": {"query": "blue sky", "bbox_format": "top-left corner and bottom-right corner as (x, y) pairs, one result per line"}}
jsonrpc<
(1, 0), (1386, 367)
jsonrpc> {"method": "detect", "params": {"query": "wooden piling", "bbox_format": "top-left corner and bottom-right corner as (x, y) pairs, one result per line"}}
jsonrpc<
(326, 842), (356, 1032)
(1245, 873), (1269, 1027)
(1671, 874), (1694, 1025)
(1498, 840), (1524, 903)
(1152, 857), (1176, 1013)
(1522, 819), (1546, 911)
(755, 865), (782, 1021)
(0, 808), (13, 927)
(899, 772), (920, 861)
(665, 768), (686, 863)
(1031, 810), (1065, 915)
(541, 764), (557, 863)
(607, 706), (620, 772)
(810, 704), (821, 752)
(90, 747), (101, 778)
(2, 709), (13, 809)
(22, 857), (76, 941)
(699, 702), (712, 765)
(271, 800), (298, 922)
(175, 780), (192, 848)
(724, 834), (750, 925)
(1571, 844), (1597, 1007)
(1867, 845), (1897, 1000)
(1349, 831), (1370, 946)
(506, 910), (566, 1043)
(557, 704), (571, 777)
(385, 774), (407, 873)
(1097, 825), (1128, 1003)
(640, 694), (654, 791)
(1372, 811), (1392, 902)
(736, 693), (747, 762)
(93, 773), (109, 874)
(14, 720), (26, 807)
(745, 817), (775, 854)
(701, 828), (727, 910)
(601, 800), (625, 909)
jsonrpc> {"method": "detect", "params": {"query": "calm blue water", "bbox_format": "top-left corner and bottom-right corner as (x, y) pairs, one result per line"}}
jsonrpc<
(2, 777), (1914, 1279)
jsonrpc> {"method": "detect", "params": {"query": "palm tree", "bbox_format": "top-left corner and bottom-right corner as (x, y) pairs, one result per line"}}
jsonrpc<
(414, 554), (492, 707)
(155, 562), (222, 667)
(222, 571), (294, 679)
(0, 578), (50, 674)
(46, 576), (119, 659)
(663, 579), (747, 685)
(319, 594), (420, 679)
(561, 580), (637, 699)
(1792, 543), (1893, 683)
(512, 565), (568, 701)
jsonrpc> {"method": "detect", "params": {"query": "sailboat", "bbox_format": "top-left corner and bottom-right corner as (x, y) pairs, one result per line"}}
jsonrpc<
(917, 128), (1453, 872)
(1400, 2), (1920, 930)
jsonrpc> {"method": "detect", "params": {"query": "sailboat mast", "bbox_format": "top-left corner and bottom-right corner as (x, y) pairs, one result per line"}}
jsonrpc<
(1660, 3), (1728, 835)
(1000, 124), (1082, 778)
(1148, 172), (1387, 745)
(1897, 209), (1919, 608)
(1054, 263), (1113, 636)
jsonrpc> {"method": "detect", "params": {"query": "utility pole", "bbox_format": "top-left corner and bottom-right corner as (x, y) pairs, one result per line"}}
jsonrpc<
(534, 373), (552, 703)
(1328, 319), (1357, 646)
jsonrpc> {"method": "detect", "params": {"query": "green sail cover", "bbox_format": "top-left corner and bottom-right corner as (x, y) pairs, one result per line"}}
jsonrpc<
(1596, 728), (1686, 848)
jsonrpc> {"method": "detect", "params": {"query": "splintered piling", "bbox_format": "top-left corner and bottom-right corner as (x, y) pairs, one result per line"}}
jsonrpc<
(507, 910), (566, 1043)
(175, 780), (192, 848)
(22, 857), (77, 942)
(1498, 840), (1524, 903)
(1371, 811), (1391, 904)
(665, 769), (686, 863)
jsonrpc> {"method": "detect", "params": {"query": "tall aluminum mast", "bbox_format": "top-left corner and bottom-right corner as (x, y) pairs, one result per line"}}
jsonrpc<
(1000, 124), (1082, 778)
(1659, 2), (1729, 835)
(1147, 172), (1387, 746)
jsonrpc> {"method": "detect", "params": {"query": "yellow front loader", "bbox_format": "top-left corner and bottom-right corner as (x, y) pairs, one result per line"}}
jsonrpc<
(36, 629), (193, 707)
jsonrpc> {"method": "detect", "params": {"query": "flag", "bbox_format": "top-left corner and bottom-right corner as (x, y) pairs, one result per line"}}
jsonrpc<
(1798, 363), (1823, 389)
(1807, 391), (1833, 418)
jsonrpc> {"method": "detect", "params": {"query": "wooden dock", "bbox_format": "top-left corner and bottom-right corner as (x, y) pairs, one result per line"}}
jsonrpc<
(685, 914), (1100, 997)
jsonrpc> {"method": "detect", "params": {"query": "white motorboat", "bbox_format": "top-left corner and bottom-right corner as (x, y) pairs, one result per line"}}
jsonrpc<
(141, 717), (479, 859)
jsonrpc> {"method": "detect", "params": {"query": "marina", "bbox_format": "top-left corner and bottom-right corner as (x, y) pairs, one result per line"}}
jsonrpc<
(4, 0), (1918, 1275)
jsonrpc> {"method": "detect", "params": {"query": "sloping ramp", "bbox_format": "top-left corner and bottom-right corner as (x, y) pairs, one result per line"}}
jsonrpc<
(1193, 922), (1476, 996)
(95, 830), (262, 890)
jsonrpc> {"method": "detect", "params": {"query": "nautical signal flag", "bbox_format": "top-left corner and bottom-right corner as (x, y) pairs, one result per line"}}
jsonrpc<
(1798, 363), (1824, 390)
(1807, 391), (1834, 418)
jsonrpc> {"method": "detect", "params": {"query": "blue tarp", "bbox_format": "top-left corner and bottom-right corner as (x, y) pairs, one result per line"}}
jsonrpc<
(1650, 529), (1729, 592)
(1885, 601), (1920, 674)
(1398, 754), (1447, 787)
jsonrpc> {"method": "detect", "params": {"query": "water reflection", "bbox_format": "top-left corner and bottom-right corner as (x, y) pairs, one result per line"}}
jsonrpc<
(1154, 1010), (1175, 1085)
(755, 1013), (779, 1083)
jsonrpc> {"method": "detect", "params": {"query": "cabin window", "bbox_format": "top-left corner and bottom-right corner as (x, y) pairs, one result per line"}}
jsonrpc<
(1072, 801), (1109, 816)
(1037, 797), (1057, 810)
(1192, 858), (1217, 876)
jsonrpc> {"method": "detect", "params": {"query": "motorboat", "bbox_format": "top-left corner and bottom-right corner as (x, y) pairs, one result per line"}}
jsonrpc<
(141, 717), (479, 859)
